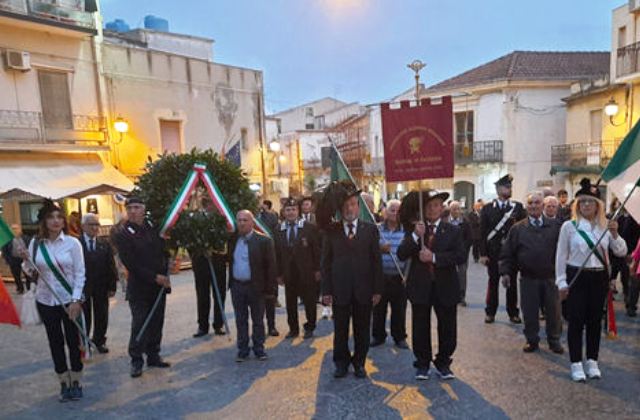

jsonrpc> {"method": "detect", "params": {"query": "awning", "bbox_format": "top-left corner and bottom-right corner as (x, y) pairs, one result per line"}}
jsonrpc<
(0, 152), (134, 200)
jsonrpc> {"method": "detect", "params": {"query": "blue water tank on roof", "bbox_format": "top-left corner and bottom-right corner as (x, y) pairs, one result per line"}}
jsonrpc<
(105, 19), (130, 32)
(144, 15), (169, 32)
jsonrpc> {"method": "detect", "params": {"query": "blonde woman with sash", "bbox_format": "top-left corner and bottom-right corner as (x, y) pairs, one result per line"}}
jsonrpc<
(21, 200), (86, 402)
(555, 179), (627, 382)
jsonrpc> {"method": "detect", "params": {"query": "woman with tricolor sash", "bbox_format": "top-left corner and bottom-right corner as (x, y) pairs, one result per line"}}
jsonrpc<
(555, 179), (627, 382)
(21, 199), (86, 402)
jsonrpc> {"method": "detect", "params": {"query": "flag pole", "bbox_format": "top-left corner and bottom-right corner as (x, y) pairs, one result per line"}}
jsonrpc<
(327, 135), (406, 282)
(567, 179), (639, 289)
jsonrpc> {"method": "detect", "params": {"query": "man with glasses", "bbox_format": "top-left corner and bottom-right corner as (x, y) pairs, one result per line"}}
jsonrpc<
(80, 213), (118, 354)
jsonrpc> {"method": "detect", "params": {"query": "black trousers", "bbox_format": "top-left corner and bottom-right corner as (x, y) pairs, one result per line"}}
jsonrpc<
(265, 287), (277, 331)
(628, 274), (640, 311)
(192, 255), (227, 332)
(564, 267), (608, 363)
(284, 263), (317, 333)
(371, 274), (407, 342)
(519, 277), (561, 346)
(230, 281), (266, 356)
(82, 291), (110, 346)
(9, 263), (30, 292)
(610, 257), (630, 297)
(412, 301), (457, 369)
(128, 295), (166, 366)
(333, 300), (372, 368)
(471, 239), (481, 261)
(37, 302), (83, 374)
(485, 255), (519, 317)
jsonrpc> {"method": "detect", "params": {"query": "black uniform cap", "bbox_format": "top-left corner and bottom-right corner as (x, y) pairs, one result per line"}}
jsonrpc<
(494, 174), (513, 187)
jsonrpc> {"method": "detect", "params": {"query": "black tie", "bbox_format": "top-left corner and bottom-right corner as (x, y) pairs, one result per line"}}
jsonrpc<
(89, 238), (95, 252)
(288, 223), (296, 246)
(347, 223), (355, 240)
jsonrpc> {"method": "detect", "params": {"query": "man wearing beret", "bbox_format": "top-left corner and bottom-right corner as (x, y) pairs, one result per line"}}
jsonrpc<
(479, 174), (527, 324)
(113, 197), (171, 378)
(274, 198), (321, 339)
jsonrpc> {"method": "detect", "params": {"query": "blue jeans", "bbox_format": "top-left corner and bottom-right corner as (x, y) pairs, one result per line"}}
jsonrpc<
(230, 281), (266, 356)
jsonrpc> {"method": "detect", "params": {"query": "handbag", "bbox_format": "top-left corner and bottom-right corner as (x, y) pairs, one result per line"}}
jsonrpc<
(20, 288), (41, 326)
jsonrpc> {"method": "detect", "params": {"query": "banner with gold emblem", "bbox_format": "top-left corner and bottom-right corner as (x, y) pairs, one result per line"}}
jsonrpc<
(381, 97), (453, 182)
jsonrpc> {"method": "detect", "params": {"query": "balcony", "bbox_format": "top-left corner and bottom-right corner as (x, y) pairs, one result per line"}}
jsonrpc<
(0, 109), (109, 151)
(454, 140), (503, 165)
(550, 139), (622, 175)
(0, 0), (96, 33)
(617, 41), (640, 79)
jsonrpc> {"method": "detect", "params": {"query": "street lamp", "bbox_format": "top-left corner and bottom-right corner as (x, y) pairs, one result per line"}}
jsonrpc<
(604, 96), (628, 127)
(269, 139), (281, 152)
(114, 115), (129, 144)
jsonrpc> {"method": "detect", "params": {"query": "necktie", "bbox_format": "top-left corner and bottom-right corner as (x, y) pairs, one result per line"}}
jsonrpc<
(89, 238), (95, 252)
(427, 224), (436, 248)
(347, 223), (355, 240)
(534, 219), (541, 227)
(287, 223), (296, 246)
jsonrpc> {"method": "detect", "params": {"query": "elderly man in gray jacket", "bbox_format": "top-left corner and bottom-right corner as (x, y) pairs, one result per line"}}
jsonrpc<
(499, 191), (564, 355)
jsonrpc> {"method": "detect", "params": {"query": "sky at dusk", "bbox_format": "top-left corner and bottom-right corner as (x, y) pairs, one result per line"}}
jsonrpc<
(100, 0), (623, 113)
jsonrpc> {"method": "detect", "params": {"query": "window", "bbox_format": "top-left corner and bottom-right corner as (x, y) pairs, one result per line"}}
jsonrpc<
(305, 123), (314, 130)
(240, 127), (249, 150)
(304, 107), (314, 117)
(590, 109), (602, 143)
(618, 26), (627, 49)
(38, 70), (72, 129)
(314, 115), (325, 129)
(19, 201), (42, 226)
(159, 120), (182, 154)
(454, 111), (474, 144)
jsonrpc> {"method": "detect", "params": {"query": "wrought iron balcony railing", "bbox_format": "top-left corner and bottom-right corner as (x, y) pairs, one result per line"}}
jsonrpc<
(0, 109), (108, 147)
(551, 139), (622, 171)
(0, 0), (95, 30)
(454, 140), (503, 165)
(617, 41), (640, 79)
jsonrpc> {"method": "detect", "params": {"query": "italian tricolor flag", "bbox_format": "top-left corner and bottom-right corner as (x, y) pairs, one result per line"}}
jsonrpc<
(602, 119), (640, 222)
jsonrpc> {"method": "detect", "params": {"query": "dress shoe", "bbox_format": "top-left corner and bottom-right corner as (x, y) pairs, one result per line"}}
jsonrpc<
(236, 353), (250, 363)
(130, 364), (143, 378)
(303, 330), (314, 339)
(285, 330), (299, 339)
(627, 309), (637, 317)
(549, 343), (564, 354)
(214, 328), (226, 335)
(522, 342), (539, 353)
(370, 338), (385, 347)
(395, 340), (409, 350)
(484, 315), (495, 324)
(96, 344), (109, 354)
(509, 315), (522, 324)
(353, 366), (367, 378)
(255, 351), (268, 361)
(269, 329), (280, 337)
(147, 358), (171, 368)
(333, 366), (348, 378)
(193, 330), (208, 338)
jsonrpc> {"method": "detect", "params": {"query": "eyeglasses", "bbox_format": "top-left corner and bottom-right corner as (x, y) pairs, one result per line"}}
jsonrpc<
(579, 199), (596, 205)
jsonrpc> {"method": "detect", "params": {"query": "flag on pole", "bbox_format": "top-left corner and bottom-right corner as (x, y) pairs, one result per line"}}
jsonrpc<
(329, 146), (375, 223)
(0, 275), (21, 327)
(601, 120), (640, 222)
(0, 216), (14, 248)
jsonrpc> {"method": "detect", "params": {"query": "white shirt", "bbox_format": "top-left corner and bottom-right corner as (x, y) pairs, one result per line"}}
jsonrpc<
(555, 219), (627, 289)
(343, 218), (358, 237)
(24, 232), (86, 306)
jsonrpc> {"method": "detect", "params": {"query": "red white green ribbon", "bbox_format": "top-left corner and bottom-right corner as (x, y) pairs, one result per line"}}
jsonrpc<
(160, 163), (238, 237)
(253, 216), (272, 239)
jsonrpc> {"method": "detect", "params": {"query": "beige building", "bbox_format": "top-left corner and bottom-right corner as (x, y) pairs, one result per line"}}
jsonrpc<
(0, 0), (132, 229)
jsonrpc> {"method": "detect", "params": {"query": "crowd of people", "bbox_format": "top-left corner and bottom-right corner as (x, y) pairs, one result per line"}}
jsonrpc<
(3, 173), (640, 402)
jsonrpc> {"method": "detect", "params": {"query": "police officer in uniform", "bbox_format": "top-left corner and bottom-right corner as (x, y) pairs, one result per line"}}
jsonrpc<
(113, 197), (171, 378)
(479, 174), (526, 324)
(274, 198), (321, 339)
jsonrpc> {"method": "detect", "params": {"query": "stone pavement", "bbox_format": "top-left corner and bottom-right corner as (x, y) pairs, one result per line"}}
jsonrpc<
(1, 261), (638, 419)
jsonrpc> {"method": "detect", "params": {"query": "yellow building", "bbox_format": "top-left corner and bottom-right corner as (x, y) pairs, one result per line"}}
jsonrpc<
(0, 0), (133, 231)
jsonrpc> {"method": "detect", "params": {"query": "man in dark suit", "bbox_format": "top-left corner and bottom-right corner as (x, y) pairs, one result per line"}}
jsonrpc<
(300, 196), (316, 225)
(274, 198), (321, 339)
(80, 214), (118, 354)
(448, 201), (472, 306)
(321, 183), (383, 379)
(467, 201), (482, 263)
(228, 210), (277, 361)
(398, 190), (466, 381)
(114, 197), (171, 378)
(479, 174), (527, 324)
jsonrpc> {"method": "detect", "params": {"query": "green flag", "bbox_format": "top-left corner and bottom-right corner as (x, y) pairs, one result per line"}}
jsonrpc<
(329, 147), (375, 223)
(0, 216), (14, 248)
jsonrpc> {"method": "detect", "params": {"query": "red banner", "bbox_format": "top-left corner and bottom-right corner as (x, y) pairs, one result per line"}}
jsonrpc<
(381, 97), (453, 182)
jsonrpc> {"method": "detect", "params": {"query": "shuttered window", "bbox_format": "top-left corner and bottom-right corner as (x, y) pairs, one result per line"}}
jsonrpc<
(38, 70), (73, 129)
